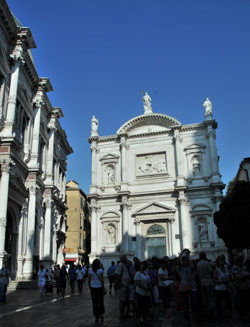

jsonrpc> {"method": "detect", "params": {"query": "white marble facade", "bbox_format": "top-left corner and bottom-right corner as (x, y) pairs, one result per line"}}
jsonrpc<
(0, 1), (72, 279)
(89, 93), (226, 270)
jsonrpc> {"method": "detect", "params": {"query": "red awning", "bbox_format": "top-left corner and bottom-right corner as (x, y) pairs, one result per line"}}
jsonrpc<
(64, 259), (76, 262)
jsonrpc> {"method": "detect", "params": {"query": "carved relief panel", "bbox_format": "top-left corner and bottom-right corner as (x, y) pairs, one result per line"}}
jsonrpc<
(136, 152), (167, 176)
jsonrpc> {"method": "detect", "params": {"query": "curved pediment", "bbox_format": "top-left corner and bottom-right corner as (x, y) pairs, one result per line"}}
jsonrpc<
(116, 113), (181, 135)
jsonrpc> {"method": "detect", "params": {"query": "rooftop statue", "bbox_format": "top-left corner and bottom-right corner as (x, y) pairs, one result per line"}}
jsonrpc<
(143, 92), (153, 114)
(203, 98), (212, 117)
(91, 115), (99, 136)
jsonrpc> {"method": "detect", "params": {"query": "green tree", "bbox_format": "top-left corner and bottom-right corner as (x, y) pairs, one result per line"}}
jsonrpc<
(214, 181), (250, 250)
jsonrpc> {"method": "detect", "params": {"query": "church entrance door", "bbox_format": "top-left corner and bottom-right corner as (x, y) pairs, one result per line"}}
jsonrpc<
(147, 237), (166, 259)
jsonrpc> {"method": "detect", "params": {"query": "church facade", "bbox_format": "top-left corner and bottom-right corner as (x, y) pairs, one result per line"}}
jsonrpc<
(88, 94), (226, 270)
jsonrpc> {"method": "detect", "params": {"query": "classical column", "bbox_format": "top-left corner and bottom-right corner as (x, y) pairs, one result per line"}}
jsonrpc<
(16, 206), (27, 279)
(178, 191), (193, 250)
(52, 224), (57, 264)
(120, 136), (128, 183)
(0, 78), (5, 124)
(91, 204), (97, 254)
(207, 127), (219, 174)
(121, 197), (129, 253)
(45, 129), (55, 185)
(0, 159), (11, 267)
(173, 128), (185, 187)
(44, 200), (52, 259)
(90, 140), (98, 193)
(135, 221), (143, 260)
(23, 185), (37, 279)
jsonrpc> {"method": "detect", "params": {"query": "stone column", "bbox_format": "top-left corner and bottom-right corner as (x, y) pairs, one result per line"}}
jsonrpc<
(206, 125), (220, 183)
(178, 191), (193, 250)
(135, 221), (143, 260)
(30, 79), (52, 167)
(90, 140), (98, 193)
(23, 185), (37, 279)
(0, 159), (11, 267)
(45, 129), (55, 185)
(0, 78), (5, 124)
(120, 136), (127, 182)
(91, 204), (98, 254)
(16, 206), (27, 279)
(29, 107), (41, 167)
(44, 200), (52, 260)
(121, 197), (129, 253)
(3, 61), (21, 137)
(173, 128), (185, 187)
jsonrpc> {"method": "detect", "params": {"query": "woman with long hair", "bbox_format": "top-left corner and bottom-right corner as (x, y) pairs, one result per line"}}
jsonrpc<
(88, 259), (105, 322)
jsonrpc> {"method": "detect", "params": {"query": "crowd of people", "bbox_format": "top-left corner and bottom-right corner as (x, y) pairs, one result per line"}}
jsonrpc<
(2, 248), (250, 326)
(94, 250), (250, 326)
(36, 263), (87, 298)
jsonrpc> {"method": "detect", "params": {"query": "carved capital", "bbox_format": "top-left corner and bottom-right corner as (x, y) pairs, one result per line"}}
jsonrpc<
(0, 158), (15, 173)
(45, 200), (52, 208)
(27, 185), (39, 196)
(178, 197), (189, 206)
(10, 44), (25, 64)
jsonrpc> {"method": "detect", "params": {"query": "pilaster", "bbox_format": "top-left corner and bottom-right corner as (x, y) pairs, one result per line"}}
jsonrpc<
(0, 158), (12, 267)
(29, 78), (52, 168)
(22, 185), (39, 279)
(173, 127), (185, 187)
(178, 191), (192, 250)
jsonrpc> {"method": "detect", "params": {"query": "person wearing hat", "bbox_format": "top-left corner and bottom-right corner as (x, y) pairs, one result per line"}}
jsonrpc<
(0, 260), (10, 304)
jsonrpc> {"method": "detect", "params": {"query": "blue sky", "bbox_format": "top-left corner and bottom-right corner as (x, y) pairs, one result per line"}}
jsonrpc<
(7, 0), (250, 194)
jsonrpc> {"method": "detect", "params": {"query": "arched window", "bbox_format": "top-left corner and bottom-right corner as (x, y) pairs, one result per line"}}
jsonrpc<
(147, 224), (165, 235)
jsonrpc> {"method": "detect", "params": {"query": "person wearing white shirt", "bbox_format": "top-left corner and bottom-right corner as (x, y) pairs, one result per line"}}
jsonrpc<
(76, 264), (85, 293)
(88, 259), (106, 323)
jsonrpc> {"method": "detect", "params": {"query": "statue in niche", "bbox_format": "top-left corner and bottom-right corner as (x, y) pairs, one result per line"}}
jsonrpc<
(91, 115), (99, 136)
(203, 98), (212, 116)
(192, 155), (201, 177)
(107, 225), (116, 244)
(142, 92), (153, 114)
(106, 166), (115, 184)
(198, 219), (208, 242)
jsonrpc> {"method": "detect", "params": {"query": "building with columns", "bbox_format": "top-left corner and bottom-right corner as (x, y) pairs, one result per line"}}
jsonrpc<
(0, 0), (73, 279)
(88, 94), (226, 271)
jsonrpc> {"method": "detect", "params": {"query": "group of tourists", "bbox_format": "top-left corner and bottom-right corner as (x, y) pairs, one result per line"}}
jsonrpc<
(36, 263), (87, 298)
(88, 250), (250, 326)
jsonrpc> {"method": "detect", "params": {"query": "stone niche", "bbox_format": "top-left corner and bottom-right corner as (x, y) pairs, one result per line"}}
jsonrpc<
(136, 152), (167, 177)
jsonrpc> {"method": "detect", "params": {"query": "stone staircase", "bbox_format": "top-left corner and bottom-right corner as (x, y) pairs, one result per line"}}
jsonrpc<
(8, 280), (39, 291)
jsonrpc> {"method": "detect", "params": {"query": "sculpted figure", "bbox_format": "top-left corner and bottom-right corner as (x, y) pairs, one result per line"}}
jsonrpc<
(203, 98), (212, 116)
(107, 166), (115, 184)
(142, 92), (153, 114)
(107, 225), (116, 244)
(91, 115), (99, 136)
(198, 221), (208, 241)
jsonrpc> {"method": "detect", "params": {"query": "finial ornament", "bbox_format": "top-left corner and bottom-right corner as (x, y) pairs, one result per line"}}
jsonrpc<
(203, 98), (212, 117)
(142, 92), (153, 114)
(91, 115), (99, 136)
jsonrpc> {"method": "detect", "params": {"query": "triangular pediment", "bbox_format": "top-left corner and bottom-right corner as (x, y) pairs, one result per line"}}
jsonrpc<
(134, 202), (176, 216)
(184, 143), (206, 151)
(100, 153), (119, 161)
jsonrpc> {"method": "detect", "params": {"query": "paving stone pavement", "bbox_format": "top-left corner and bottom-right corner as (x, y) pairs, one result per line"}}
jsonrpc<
(0, 281), (250, 327)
